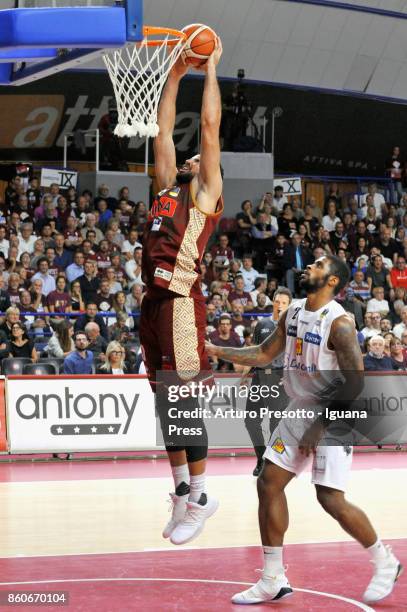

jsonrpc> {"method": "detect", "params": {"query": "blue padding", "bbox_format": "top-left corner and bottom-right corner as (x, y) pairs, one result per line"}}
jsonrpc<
(0, 7), (129, 49)
(0, 48), (58, 62)
(0, 62), (11, 84)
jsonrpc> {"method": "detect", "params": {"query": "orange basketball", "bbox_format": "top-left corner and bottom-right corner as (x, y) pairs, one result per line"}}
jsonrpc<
(181, 24), (217, 67)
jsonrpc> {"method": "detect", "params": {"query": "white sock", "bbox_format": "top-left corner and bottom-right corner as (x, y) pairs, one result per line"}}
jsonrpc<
(171, 464), (190, 493)
(263, 546), (284, 577)
(367, 539), (388, 564)
(189, 473), (206, 503)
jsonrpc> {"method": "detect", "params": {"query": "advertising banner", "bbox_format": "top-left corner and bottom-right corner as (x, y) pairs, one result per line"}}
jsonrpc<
(6, 377), (156, 453)
(0, 72), (403, 175)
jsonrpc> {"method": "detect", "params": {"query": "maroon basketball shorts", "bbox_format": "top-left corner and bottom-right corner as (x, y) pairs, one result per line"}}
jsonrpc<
(140, 294), (211, 390)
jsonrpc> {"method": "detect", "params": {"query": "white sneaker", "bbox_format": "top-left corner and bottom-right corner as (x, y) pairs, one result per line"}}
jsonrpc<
(170, 496), (219, 545)
(231, 574), (293, 604)
(363, 545), (403, 604)
(162, 493), (188, 539)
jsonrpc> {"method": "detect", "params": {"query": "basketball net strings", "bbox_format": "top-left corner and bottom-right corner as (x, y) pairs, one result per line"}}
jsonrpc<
(103, 35), (185, 139)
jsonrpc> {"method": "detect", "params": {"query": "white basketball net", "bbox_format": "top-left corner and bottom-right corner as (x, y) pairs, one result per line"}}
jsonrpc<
(102, 30), (186, 139)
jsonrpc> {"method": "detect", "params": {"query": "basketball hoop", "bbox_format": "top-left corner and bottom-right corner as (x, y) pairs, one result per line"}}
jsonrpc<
(103, 26), (187, 139)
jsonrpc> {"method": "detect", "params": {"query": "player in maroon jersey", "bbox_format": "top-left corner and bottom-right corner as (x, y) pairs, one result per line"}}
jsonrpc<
(140, 38), (223, 546)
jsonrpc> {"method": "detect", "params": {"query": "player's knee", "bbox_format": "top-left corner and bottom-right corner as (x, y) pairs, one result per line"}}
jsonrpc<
(257, 465), (284, 498)
(316, 487), (345, 519)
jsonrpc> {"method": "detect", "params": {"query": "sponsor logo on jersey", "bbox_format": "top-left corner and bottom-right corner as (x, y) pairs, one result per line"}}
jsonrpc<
(168, 186), (181, 197)
(286, 358), (317, 372)
(304, 332), (322, 345)
(287, 325), (298, 337)
(154, 267), (173, 282)
(296, 338), (303, 355)
(151, 216), (163, 231)
(150, 196), (178, 219)
(271, 437), (285, 454)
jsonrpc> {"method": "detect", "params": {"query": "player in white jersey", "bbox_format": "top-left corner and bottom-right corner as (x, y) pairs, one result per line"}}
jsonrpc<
(206, 255), (402, 605)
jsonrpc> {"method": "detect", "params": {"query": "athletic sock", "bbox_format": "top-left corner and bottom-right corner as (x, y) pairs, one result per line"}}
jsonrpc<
(171, 464), (190, 495)
(189, 473), (206, 503)
(367, 539), (388, 564)
(263, 546), (284, 577)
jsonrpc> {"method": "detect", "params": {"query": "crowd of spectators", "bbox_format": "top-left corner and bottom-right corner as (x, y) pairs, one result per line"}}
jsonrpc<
(1, 174), (407, 375)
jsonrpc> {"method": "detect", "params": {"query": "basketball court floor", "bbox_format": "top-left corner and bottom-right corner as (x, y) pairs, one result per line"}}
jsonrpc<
(0, 451), (405, 611)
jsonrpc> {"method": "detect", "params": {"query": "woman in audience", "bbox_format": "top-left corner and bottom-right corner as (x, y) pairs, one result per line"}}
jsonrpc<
(9, 322), (38, 361)
(390, 336), (407, 370)
(46, 320), (74, 358)
(70, 279), (85, 312)
(96, 341), (132, 374)
(109, 291), (134, 329)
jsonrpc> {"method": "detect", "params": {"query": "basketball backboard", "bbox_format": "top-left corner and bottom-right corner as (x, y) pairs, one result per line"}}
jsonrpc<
(0, 0), (143, 85)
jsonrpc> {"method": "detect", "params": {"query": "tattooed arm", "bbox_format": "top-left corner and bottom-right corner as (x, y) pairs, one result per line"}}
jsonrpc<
(205, 311), (287, 367)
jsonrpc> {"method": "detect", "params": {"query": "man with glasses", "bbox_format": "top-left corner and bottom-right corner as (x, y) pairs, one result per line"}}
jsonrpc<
(361, 312), (382, 339)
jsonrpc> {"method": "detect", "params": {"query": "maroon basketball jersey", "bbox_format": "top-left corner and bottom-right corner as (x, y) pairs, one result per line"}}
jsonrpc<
(142, 182), (223, 299)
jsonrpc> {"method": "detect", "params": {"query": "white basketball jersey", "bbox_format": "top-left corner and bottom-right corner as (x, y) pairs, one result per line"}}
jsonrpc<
(284, 298), (346, 371)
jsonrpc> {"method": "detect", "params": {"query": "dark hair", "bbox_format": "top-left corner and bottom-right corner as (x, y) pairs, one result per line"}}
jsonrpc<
(11, 321), (28, 341)
(37, 257), (49, 268)
(85, 302), (97, 309)
(326, 255), (350, 295)
(254, 277), (265, 289)
(219, 314), (232, 323)
(273, 286), (293, 302)
(56, 320), (73, 353)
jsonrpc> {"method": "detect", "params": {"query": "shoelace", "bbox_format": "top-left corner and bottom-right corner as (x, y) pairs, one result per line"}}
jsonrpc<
(370, 545), (393, 568)
(182, 505), (204, 525)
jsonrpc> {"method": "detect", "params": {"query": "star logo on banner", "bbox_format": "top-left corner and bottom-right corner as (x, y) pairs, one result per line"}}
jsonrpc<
(91, 426), (98, 434)
(74, 427), (80, 434)
(108, 426), (115, 433)
(56, 427), (63, 434)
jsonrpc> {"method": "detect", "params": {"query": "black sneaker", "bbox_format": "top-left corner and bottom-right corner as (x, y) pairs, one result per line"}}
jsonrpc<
(253, 459), (264, 477)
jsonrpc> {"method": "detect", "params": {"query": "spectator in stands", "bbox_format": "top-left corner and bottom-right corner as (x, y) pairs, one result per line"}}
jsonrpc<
(366, 255), (392, 295)
(31, 258), (56, 297)
(74, 302), (108, 340)
(230, 300), (251, 338)
(125, 283), (144, 313)
(125, 247), (142, 288)
(8, 321), (37, 361)
(277, 204), (297, 238)
(228, 275), (253, 311)
(393, 306), (407, 339)
(18, 223), (37, 255)
(29, 239), (46, 269)
(46, 320), (74, 358)
(53, 233), (73, 269)
(341, 287), (364, 330)
(78, 260), (100, 304)
(359, 183), (385, 218)
(7, 273), (22, 305)
(0, 225), (10, 258)
(361, 312), (382, 339)
(322, 200), (341, 232)
(390, 256), (407, 289)
(97, 199), (113, 231)
(363, 335), (394, 371)
(0, 276), (11, 312)
(96, 278), (114, 313)
(250, 277), (271, 307)
(0, 326), (9, 362)
(69, 279), (85, 312)
(80, 213), (104, 244)
(104, 267), (122, 294)
(251, 212), (277, 269)
(209, 313), (242, 371)
(62, 331), (93, 374)
(239, 255), (258, 292)
(401, 329), (407, 349)
(283, 232), (313, 296)
(349, 270), (371, 302)
(66, 251), (85, 284)
(109, 291), (133, 329)
(211, 234), (234, 265)
(366, 286), (390, 317)
(94, 184), (117, 211)
(380, 318), (393, 334)
(47, 275), (72, 316)
(390, 336), (407, 370)
(121, 228), (142, 260)
(272, 186), (287, 213)
(108, 312), (132, 343)
(254, 293), (274, 314)
(236, 200), (256, 254)
(96, 341), (131, 374)
(84, 321), (108, 363)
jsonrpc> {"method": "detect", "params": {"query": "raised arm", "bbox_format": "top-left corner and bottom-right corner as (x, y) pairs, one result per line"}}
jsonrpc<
(194, 38), (223, 214)
(153, 59), (189, 192)
(206, 311), (287, 367)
